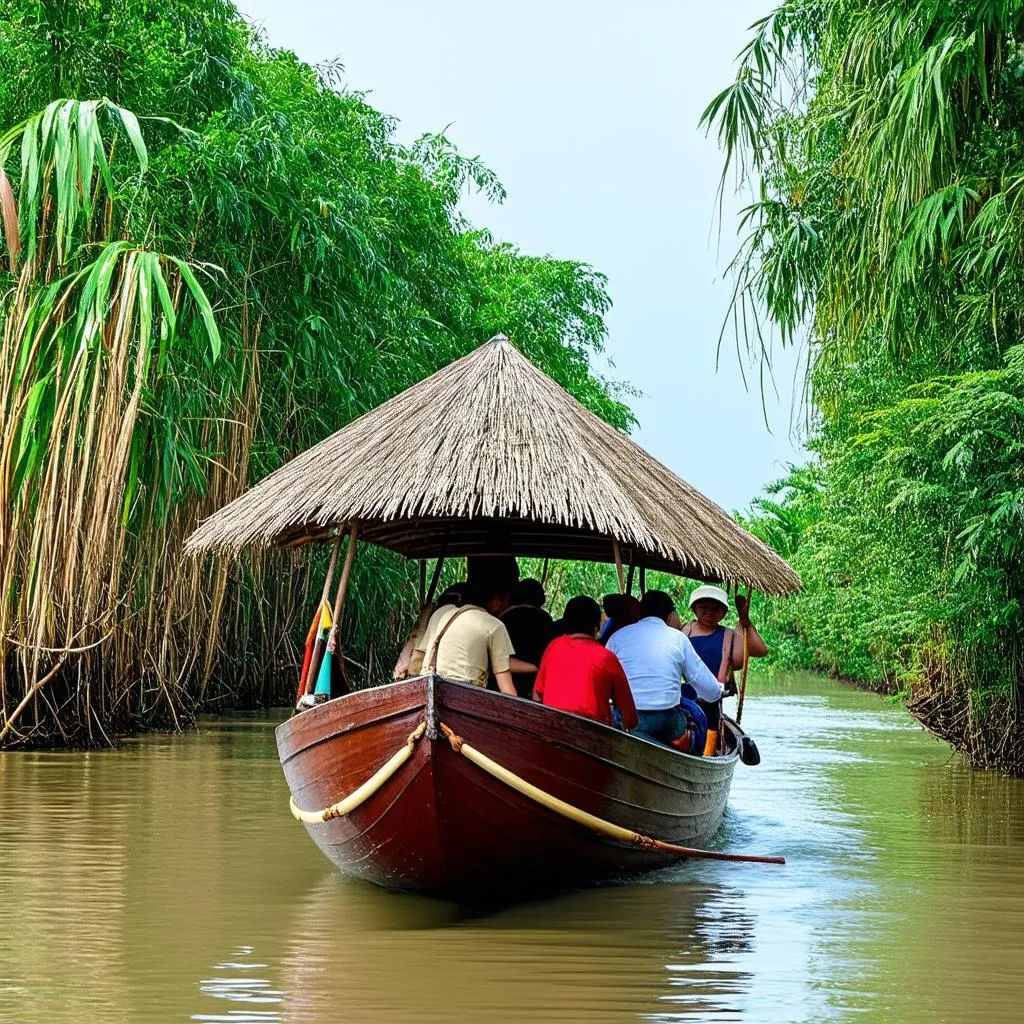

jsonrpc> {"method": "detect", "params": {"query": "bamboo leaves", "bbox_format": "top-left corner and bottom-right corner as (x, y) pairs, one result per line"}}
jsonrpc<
(114, 105), (149, 175)
(0, 98), (171, 271)
(713, 1), (1024, 771)
(11, 371), (52, 493)
(6, 242), (223, 502)
(166, 257), (222, 361)
(4, 100), (112, 264)
(704, 0), (1024, 370)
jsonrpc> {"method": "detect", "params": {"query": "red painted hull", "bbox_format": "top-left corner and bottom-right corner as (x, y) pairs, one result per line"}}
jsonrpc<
(276, 675), (738, 896)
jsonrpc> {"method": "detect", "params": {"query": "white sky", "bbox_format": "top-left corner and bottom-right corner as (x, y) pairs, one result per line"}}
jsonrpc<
(238, 0), (803, 512)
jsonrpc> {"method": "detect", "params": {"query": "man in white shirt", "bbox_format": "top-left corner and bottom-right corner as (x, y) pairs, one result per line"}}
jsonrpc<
(606, 590), (728, 748)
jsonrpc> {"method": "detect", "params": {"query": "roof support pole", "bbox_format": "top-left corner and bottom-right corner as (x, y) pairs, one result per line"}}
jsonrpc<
(319, 532), (343, 606)
(625, 555), (636, 596)
(327, 524), (360, 654)
(612, 538), (624, 594)
(424, 556), (445, 607)
(639, 564), (646, 596)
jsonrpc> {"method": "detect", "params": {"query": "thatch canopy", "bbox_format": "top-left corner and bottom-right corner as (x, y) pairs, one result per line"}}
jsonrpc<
(185, 335), (800, 595)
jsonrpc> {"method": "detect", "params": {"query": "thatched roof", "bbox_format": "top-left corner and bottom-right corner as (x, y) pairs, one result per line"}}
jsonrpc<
(185, 336), (800, 594)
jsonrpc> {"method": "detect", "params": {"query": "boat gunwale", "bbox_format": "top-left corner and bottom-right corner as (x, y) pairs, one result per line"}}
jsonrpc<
(276, 674), (739, 780)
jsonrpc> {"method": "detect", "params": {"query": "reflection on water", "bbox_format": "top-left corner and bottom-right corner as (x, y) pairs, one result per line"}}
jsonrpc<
(1, 676), (1023, 1023)
(194, 947), (282, 1023)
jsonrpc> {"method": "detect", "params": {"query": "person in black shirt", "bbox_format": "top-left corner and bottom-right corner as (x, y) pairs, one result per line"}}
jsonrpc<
(501, 578), (555, 697)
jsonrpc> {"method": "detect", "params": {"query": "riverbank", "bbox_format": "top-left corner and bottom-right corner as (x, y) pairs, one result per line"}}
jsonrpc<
(744, 569), (1024, 776)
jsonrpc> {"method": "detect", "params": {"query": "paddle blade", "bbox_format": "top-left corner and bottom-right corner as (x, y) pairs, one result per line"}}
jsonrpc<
(740, 735), (761, 766)
(296, 605), (323, 702)
(304, 634), (327, 699)
(313, 646), (333, 696)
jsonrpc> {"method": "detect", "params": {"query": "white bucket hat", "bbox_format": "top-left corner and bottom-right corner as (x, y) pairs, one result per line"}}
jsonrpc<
(689, 585), (729, 610)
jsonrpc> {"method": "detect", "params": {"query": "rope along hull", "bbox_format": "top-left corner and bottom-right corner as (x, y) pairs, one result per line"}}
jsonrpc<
(276, 675), (739, 897)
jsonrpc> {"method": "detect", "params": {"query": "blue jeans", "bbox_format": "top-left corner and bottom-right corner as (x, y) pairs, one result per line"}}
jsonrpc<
(631, 708), (687, 747)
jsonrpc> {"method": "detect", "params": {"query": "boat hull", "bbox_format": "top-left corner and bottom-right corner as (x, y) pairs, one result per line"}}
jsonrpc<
(276, 675), (738, 896)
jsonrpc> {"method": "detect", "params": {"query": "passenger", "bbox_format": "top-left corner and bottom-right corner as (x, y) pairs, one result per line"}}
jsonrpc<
(434, 581), (470, 610)
(501, 578), (555, 697)
(533, 596), (638, 729)
(394, 581), (470, 680)
(414, 558), (536, 695)
(606, 589), (727, 748)
(598, 593), (643, 644)
(683, 585), (767, 753)
(684, 586), (768, 671)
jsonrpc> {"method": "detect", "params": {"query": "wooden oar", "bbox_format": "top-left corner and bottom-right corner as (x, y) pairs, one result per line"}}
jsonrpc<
(735, 590), (752, 725)
(640, 835), (783, 865)
(439, 722), (785, 865)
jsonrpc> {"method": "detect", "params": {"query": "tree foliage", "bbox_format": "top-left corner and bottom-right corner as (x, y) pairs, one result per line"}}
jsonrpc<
(0, 0), (631, 745)
(707, 0), (1024, 771)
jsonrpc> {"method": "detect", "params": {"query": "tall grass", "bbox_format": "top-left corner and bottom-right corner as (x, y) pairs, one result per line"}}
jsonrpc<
(0, 100), (240, 743)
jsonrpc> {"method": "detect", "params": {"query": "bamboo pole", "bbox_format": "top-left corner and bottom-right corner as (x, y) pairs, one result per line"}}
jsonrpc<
(424, 555), (445, 607)
(326, 524), (359, 653)
(320, 532), (343, 606)
(612, 538), (624, 594)
(301, 525), (355, 698)
(296, 531), (344, 701)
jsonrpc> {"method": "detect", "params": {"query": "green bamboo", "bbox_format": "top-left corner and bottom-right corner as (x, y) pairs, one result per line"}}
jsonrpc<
(0, 0), (632, 747)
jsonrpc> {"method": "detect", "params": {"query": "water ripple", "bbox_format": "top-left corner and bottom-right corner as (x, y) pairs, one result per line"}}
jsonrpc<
(2, 682), (1023, 1023)
(192, 947), (283, 1023)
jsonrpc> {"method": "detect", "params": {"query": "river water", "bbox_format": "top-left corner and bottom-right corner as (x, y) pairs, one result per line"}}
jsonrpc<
(2, 674), (1023, 1024)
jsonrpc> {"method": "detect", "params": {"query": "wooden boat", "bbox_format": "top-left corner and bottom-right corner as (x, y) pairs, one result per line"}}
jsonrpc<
(277, 675), (739, 895)
(186, 335), (798, 896)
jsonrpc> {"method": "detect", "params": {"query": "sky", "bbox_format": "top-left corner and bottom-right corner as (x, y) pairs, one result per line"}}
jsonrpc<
(238, 0), (803, 512)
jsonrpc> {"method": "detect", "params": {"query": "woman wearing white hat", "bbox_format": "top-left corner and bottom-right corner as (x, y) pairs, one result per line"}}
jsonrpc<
(682, 585), (768, 754)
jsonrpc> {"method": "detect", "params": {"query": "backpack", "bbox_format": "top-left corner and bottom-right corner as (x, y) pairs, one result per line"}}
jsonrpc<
(675, 687), (708, 755)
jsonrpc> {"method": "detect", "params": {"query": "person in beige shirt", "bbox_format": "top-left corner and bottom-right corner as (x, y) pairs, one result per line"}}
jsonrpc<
(414, 559), (537, 695)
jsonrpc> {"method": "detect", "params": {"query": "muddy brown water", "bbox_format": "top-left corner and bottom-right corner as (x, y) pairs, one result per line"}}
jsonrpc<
(2, 674), (1023, 1023)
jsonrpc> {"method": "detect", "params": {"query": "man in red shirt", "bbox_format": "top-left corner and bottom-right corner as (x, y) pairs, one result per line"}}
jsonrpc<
(533, 595), (638, 729)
